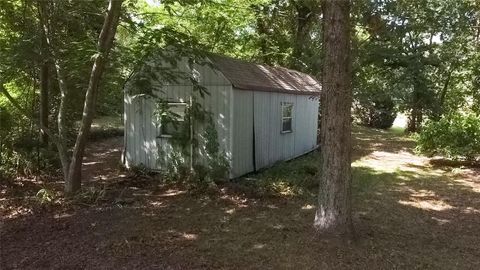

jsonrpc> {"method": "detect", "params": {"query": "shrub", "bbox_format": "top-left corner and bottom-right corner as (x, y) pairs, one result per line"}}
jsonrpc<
(354, 96), (397, 129)
(415, 113), (480, 160)
(0, 109), (60, 178)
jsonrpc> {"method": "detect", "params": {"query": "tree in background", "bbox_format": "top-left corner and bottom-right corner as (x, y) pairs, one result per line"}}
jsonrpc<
(315, 0), (353, 235)
(0, 0), (123, 193)
(353, 0), (479, 131)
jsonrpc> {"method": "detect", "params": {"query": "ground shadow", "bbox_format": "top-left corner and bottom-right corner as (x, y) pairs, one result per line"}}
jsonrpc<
(1, 128), (480, 269)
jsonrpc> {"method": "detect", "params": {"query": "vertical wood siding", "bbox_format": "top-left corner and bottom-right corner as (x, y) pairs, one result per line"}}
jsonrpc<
(231, 89), (318, 176)
(125, 56), (319, 178)
(124, 58), (233, 171)
(231, 90), (254, 177)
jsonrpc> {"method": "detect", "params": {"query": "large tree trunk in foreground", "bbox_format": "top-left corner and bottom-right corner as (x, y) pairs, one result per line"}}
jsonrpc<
(314, 0), (353, 236)
(65, 0), (123, 194)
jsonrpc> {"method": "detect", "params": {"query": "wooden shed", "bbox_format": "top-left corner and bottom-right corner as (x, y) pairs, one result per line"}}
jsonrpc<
(123, 53), (321, 178)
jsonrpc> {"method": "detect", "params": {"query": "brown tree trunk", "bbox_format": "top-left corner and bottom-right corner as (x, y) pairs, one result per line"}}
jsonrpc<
(39, 10), (50, 146)
(39, 60), (49, 145)
(314, 0), (353, 236)
(38, 0), (71, 177)
(291, 1), (312, 70)
(407, 107), (417, 132)
(65, 0), (123, 194)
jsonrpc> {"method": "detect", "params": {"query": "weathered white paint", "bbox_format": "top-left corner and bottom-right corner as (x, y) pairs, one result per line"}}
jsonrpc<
(250, 91), (318, 172)
(231, 90), (254, 177)
(124, 57), (233, 172)
(124, 56), (319, 178)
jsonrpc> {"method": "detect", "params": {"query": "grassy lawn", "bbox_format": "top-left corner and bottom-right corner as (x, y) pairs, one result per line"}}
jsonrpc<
(1, 126), (479, 269)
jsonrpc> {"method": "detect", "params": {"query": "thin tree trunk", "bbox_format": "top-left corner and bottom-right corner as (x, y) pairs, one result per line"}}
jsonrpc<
(39, 25), (49, 146)
(254, 5), (272, 65)
(65, 0), (123, 194)
(439, 67), (454, 111)
(407, 107), (417, 132)
(39, 7), (50, 145)
(291, 2), (312, 70)
(314, 0), (353, 236)
(38, 0), (71, 177)
(39, 61), (49, 145)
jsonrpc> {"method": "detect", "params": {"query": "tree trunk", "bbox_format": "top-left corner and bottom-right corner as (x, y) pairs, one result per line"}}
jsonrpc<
(39, 60), (49, 145)
(254, 5), (272, 65)
(407, 107), (417, 132)
(314, 0), (353, 236)
(39, 20), (49, 146)
(38, 0), (71, 177)
(291, 2), (312, 70)
(65, 0), (123, 194)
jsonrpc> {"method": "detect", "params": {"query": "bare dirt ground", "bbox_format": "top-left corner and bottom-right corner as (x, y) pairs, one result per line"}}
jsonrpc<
(1, 127), (480, 269)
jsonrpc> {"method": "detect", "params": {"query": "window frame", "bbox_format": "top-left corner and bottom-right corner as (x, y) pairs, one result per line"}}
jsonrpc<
(281, 102), (294, 134)
(157, 102), (187, 138)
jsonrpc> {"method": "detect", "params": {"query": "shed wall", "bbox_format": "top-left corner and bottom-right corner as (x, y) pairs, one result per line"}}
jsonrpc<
(124, 59), (233, 171)
(231, 89), (318, 177)
(125, 55), (319, 178)
(231, 90), (254, 177)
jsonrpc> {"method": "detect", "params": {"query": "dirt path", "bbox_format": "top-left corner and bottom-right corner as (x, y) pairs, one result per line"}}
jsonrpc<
(81, 136), (124, 184)
(1, 129), (480, 269)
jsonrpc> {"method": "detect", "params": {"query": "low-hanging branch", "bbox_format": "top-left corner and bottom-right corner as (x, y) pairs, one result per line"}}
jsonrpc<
(0, 82), (60, 146)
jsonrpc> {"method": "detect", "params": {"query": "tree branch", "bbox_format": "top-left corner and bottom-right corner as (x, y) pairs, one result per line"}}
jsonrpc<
(0, 82), (59, 144)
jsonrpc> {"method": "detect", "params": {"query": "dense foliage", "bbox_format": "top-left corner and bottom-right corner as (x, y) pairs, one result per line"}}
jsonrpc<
(416, 113), (480, 160)
(2, 0), (480, 185)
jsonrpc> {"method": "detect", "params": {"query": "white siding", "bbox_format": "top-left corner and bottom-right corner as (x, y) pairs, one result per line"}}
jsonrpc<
(231, 89), (318, 176)
(125, 56), (319, 178)
(124, 58), (233, 171)
(231, 90), (254, 177)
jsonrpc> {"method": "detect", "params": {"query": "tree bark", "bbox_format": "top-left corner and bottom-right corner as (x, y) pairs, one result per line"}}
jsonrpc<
(65, 0), (123, 194)
(39, 58), (49, 145)
(39, 4), (50, 146)
(254, 5), (272, 65)
(314, 0), (353, 236)
(38, 0), (71, 177)
(407, 107), (417, 132)
(291, 1), (313, 70)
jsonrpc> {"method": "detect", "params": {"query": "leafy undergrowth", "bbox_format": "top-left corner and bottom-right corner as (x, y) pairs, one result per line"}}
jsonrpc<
(1, 126), (480, 269)
(230, 151), (320, 198)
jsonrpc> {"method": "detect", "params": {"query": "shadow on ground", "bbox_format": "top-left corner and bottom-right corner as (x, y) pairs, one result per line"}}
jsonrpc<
(1, 127), (480, 269)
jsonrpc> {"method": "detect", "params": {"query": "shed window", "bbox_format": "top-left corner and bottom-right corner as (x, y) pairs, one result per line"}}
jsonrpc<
(158, 103), (187, 138)
(281, 102), (293, 133)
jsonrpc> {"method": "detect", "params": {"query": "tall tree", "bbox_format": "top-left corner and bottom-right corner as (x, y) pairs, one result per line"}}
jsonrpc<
(65, 0), (123, 193)
(1, 0), (123, 194)
(315, 0), (353, 235)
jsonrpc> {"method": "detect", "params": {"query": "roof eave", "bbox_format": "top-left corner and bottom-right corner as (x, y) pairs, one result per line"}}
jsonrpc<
(233, 83), (321, 96)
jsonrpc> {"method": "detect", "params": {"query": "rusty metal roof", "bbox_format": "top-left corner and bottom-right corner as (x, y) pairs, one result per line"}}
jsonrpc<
(208, 54), (321, 95)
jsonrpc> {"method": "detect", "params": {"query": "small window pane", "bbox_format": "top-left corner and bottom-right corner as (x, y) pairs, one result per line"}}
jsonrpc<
(281, 102), (293, 133)
(161, 121), (183, 136)
(282, 119), (292, 133)
(169, 104), (186, 119)
(282, 103), (293, 118)
(158, 103), (186, 137)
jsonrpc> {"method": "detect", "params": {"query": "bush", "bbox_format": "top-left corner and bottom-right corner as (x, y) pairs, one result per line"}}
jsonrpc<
(415, 113), (480, 160)
(0, 106), (60, 178)
(354, 96), (397, 129)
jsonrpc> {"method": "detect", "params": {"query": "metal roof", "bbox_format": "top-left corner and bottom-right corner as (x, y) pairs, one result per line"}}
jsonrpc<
(208, 54), (321, 95)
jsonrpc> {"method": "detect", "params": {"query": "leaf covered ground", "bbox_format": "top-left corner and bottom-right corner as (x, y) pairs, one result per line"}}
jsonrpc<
(1, 126), (480, 269)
